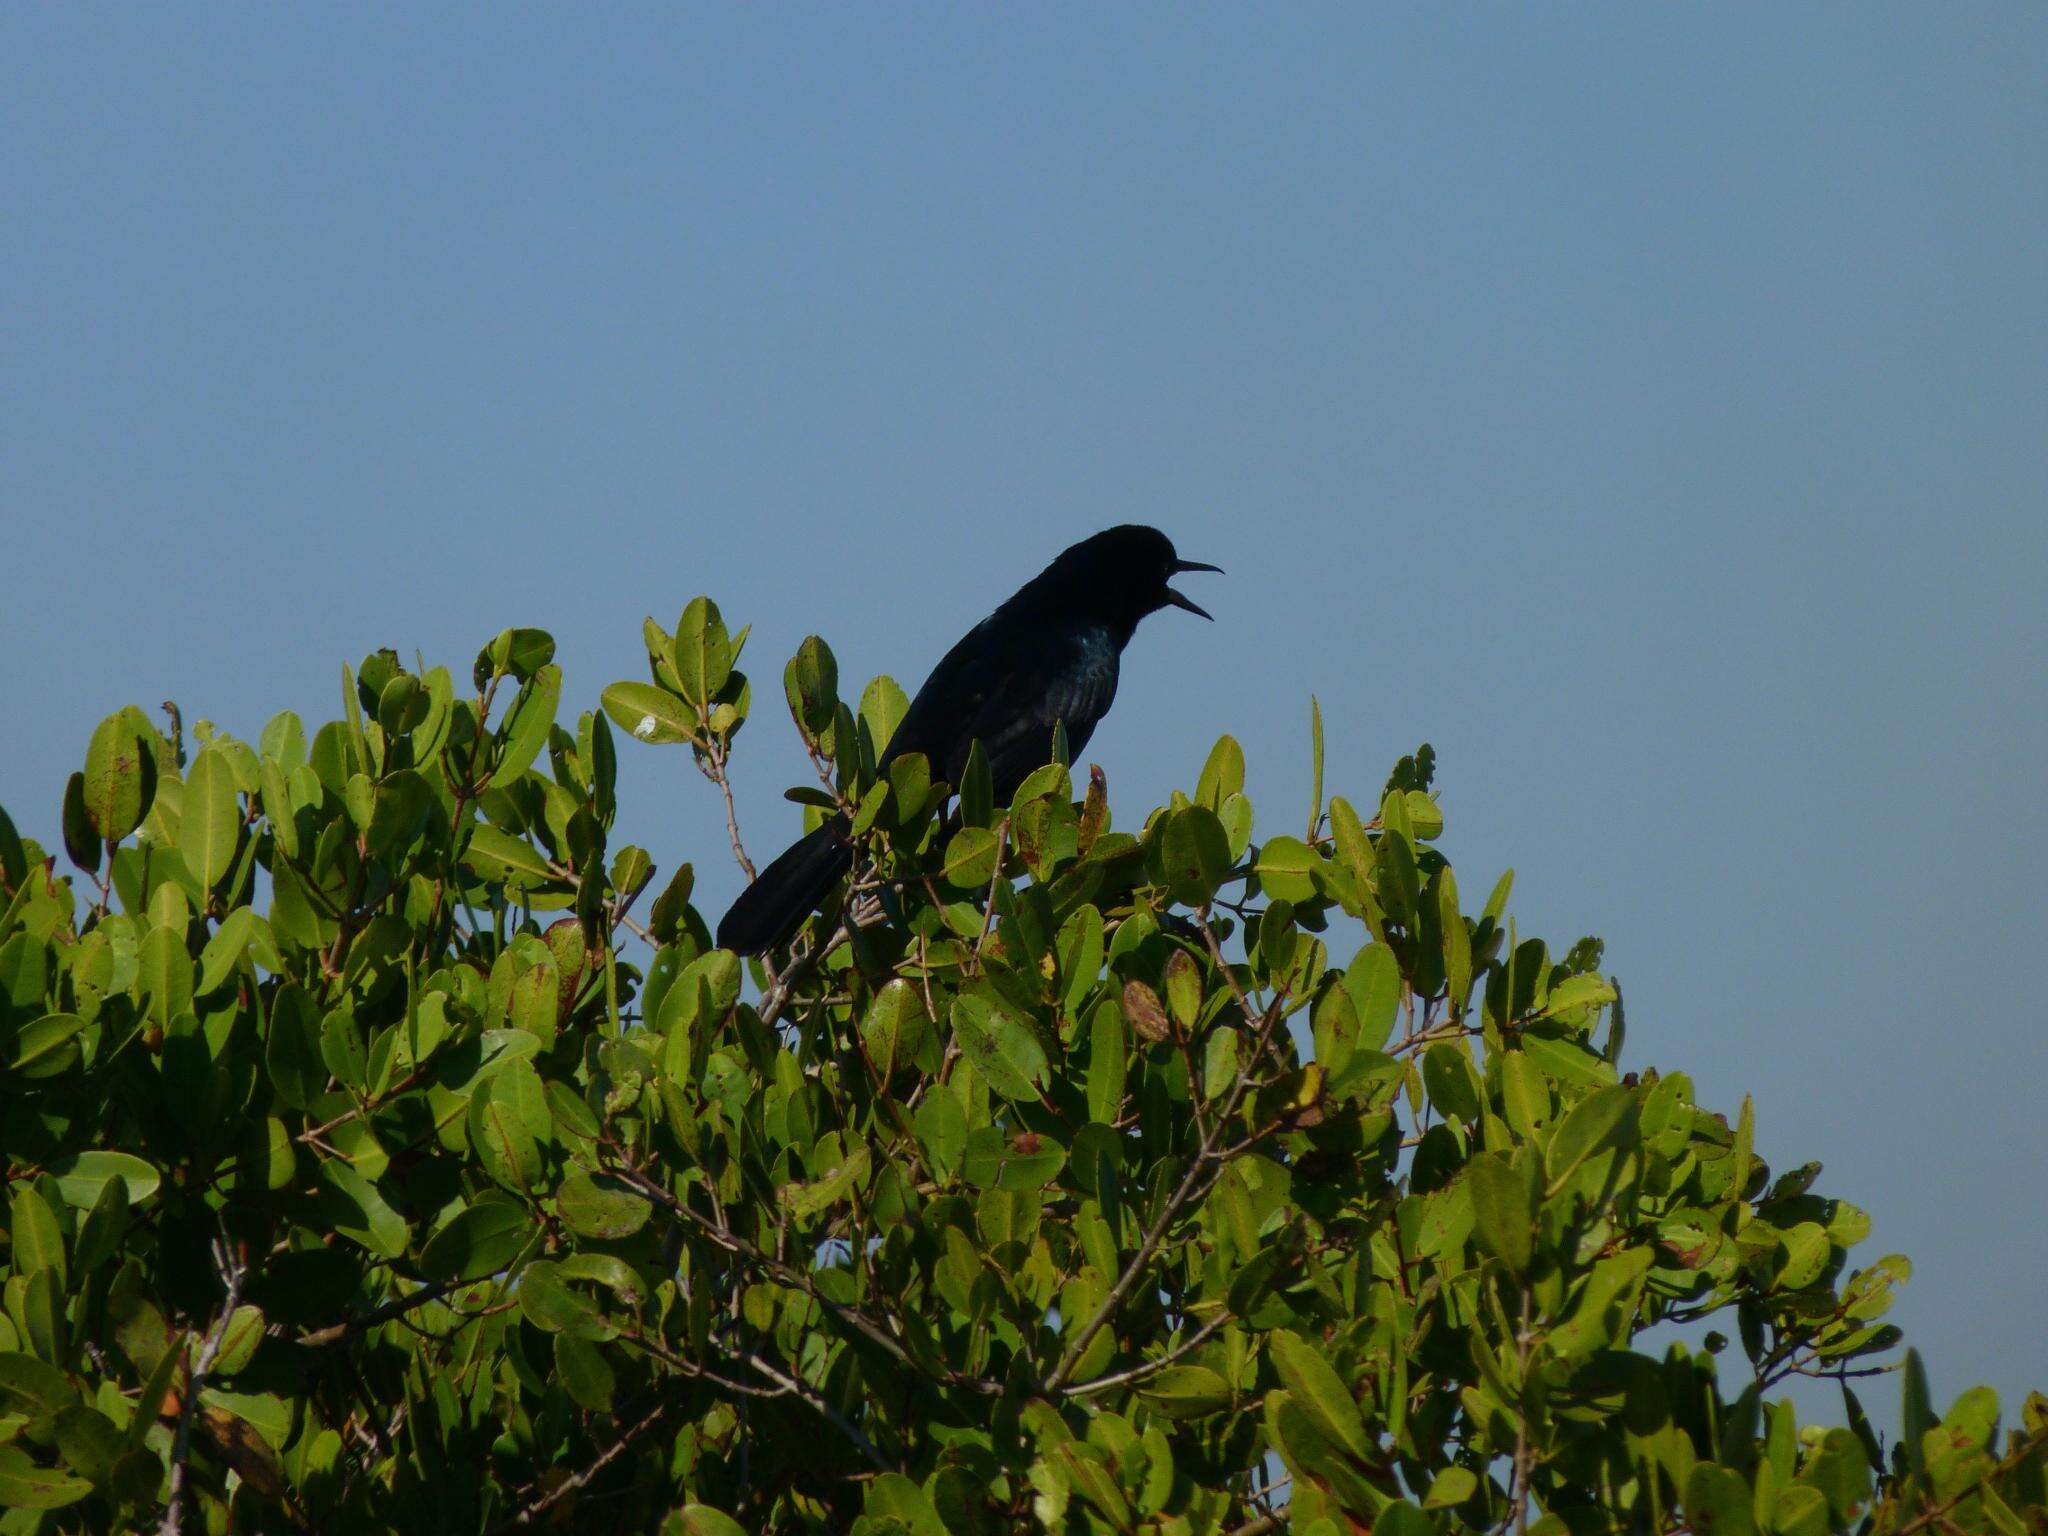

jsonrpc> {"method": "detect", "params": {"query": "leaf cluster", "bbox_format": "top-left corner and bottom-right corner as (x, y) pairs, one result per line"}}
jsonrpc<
(0, 611), (2038, 1535)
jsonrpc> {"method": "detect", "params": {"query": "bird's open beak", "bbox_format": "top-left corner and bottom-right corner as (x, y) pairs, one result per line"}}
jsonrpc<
(1164, 558), (1222, 620)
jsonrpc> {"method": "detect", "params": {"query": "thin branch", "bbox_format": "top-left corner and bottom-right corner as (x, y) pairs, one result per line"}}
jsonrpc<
(755, 920), (849, 1031)
(970, 820), (1010, 963)
(1045, 909), (1291, 1393)
(1507, 1287), (1535, 1536)
(700, 734), (756, 883)
(612, 1164), (1001, 1397)
(161, 1238), (247, 1536)
(482, 1397), (674, 1535)
(295, 1276), (469, 1348)
(1062, 1312), (1230, 1398)
(1889, 1424), (2048, 1536)
(732, 1347), (890, 1471)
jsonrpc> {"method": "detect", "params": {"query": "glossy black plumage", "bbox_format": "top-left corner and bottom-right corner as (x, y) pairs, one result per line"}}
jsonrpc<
(715, 525), (1219, 955)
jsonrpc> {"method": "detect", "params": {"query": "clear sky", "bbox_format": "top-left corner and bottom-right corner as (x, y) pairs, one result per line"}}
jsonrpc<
(5, 8), (2043, 1423)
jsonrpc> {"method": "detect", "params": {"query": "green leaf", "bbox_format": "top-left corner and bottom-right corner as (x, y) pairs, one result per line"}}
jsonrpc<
(1162, 948), (1202, 1031)
(1153, 806), (1231, 906)
(82, 708), (157, 843)
(478, 627), (556, 685)
(516, 1259), (616, 1340)
(674, 1507), (749, 1536)
(958, 740), (994, 828)
(53, 1403), (124, 1487)
(125, 1340), (181, 1448)
(671, 597), (734, 707)
(368, 769), (434, 860)
(1374, 828), (1420, 927)
(317, 1162), (409, 1258)
(1268, 1329), (1372, 1461)
(1900, 1347), (1935, 1479)
(72, 1176), (131, 1276)
(1467, 1152), (1536, 1275)
(61, 772), (98, 872)
(1439, 866), (1471, 1011)
(860, 979), (924, 1083)
(196, 905), (257, 995)
(19, 1270), (66, 1362)
(780, 1145), (871, 1221)
(783, 635), (840, 738)
(1329, 795), (1371, 878)
(0, 1354), (75, 1417)
(1424, 1466), (1479, 1509)
(1195, 734), (1246, 810)
(469, 1074), (544, 1192)
(942, 825), (1003, 889)
(1422, 1041), (1482, 1123)
(0, 1461), (94, 1510)
(860, 675), (910, 755)
(553, 1331), (616, 1412)
(1683, 1463), (1756, 1536)
(602, 680), (696, 746)
(48, 1150), (161, 1209)
(962, 1128), (1066, 1191)
(8, 1186), (64, 1291)
(1521, 1033), (1616, 1090)
(1309, 696), (1324, 832)
(493, 664), (563, 783)
(1403, 791), (1444, 841)
(179, 746), (241, 891)
(463, 824), (558, 891)
(864, 1473), (950, 1536)
(8, 1012), (88, 1078)
(1341, 944), (1401, 1051)
(1733, 1092), (1756, 1196)
(914, 1091), (967, 1181)
(1255, 835), (1323, 905)
(211, 1305), (266, 1376)
(419, 1199), (536, 1282)
(951, 988), (1050, 1102)
(555, 1170), (651, 1240)
(1545, 1084), (1639, 1194)
(136, 922), (193, 1027)
(265, 983), (326, 1110)
(1137, 1364), (1234, 1419)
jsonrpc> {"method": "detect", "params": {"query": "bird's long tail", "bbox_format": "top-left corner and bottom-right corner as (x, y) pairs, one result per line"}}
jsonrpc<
(715, 819), (854, 956)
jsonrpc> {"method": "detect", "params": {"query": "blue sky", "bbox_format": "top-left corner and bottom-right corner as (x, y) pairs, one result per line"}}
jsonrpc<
(5, 8), (2043, 1421)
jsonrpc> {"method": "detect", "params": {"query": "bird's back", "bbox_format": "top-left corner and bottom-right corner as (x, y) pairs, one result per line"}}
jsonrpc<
(885, 603), (1121, 799)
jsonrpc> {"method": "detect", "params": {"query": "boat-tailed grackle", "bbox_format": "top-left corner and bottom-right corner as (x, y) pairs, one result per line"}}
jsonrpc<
(715, 525), (1220, 955)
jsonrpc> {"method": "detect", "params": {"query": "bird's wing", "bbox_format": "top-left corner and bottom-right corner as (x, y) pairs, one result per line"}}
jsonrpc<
(885, 619), (1120, 796)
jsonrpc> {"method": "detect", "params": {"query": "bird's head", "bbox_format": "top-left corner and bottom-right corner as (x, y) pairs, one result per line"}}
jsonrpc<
(1050, 524), (1223, 629)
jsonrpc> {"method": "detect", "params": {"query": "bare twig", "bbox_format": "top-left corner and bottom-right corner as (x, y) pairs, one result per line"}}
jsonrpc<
(161, 1238), (247, 1536)
(700, 735), (756, 883)
(482, 1398), (674, 1535)
(612, 1164), (1002, 1397)
(296, 1276), (469, 1348)
(1507, 1287), (1535, 1536)
(754, 920), (849, 1031)
(970, 820), (1010, 963)
(733, 1348), (890, 1471)
(1062, 1312), (1231, 1398)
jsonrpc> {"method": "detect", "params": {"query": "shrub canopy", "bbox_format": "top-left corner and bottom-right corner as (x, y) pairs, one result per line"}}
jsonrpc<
(0, 607), (2039, 1534)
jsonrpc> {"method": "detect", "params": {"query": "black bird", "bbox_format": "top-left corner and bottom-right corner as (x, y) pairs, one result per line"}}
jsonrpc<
(716, 525), (1221, 955)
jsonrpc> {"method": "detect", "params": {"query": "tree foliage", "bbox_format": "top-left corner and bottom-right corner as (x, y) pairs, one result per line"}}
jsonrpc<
(0, 609), (2039, 1535)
